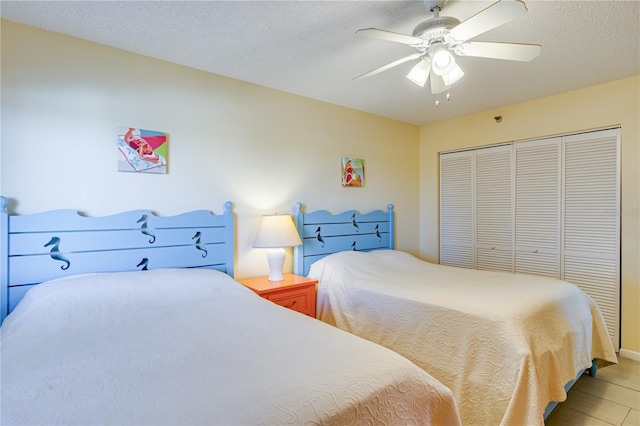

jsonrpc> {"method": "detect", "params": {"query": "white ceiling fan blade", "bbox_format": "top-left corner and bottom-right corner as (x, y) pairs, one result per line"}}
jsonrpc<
(456, 41), (541, 61)
(356, 28), (423, 46)
(446, 0), (528, 43)
(354, 52), (424, 81)
(430, 73), (450, 94)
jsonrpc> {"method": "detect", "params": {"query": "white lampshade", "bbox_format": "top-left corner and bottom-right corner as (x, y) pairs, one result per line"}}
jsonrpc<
(253, 214), (302, 248)
(442, 64), (464, 86)
(253, 214), (302, 281)
(407, 58), (431, 87)
(432, 49), (456, 76)
(430, 72), (449, 94)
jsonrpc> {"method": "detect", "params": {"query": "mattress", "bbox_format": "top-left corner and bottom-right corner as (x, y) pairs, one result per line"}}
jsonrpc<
(309, 250), (617, 426)
(0, 268), (461, 425)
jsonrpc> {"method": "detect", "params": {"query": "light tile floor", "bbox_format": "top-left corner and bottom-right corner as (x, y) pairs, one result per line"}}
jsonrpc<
(546, 356), (640, 426)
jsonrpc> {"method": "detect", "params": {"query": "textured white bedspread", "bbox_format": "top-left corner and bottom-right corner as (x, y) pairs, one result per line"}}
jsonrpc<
(310, 250), (617, 426)
(1, 268), (461, 425)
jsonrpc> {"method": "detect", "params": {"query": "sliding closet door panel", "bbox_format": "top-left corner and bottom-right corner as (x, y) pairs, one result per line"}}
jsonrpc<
(475, 145), (513, 272)
(563, 129), (620, 349)
(514, 138), (561, 277)
(440, 151), (474, 268)
(564, 256), (618, 351)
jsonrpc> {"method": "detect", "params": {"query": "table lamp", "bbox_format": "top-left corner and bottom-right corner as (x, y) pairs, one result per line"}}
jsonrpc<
(253, 214), (302, 281)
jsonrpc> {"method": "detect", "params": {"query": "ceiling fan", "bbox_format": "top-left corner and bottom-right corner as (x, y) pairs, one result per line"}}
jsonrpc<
(354, 0), (542, 96)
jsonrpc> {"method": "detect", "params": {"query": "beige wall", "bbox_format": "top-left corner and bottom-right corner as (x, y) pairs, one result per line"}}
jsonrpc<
(0, 20), (420, 278)
(420, 76), (640, 355)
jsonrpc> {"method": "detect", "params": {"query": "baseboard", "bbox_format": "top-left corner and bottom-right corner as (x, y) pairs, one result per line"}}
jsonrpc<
(619, 348), (640, 361)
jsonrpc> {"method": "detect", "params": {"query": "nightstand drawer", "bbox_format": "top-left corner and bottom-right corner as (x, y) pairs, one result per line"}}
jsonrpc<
(237, 274), (317, 317)
(266, 289), (311, 315)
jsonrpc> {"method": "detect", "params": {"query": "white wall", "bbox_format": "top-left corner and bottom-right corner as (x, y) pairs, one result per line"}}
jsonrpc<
(0, 20), (421, 278)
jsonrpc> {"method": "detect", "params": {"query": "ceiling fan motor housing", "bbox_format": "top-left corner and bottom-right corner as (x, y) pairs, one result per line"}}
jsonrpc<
(412, 16), (461, 44)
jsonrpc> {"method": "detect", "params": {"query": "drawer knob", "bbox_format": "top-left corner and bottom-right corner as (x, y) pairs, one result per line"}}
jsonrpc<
(285, 300), (297, 309)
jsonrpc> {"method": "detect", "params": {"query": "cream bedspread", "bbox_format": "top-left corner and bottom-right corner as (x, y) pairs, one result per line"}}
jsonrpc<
(310, 250), (617, 426)
(1, 268), (461, 426)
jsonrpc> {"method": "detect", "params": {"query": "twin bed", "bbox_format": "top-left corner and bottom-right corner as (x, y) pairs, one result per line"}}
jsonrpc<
(293, 203), (617, 426)
(0, 196), (460, 425)
(0, 196), (617, 426)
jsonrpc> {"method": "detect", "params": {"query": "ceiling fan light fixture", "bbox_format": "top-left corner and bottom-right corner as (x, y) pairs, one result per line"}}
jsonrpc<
(430, 72), (449, 94)
(407, 58), (431, 87)
(354, 0), (541, 99)
(432, 48), (456, 76)
(442, 63), (464, 86)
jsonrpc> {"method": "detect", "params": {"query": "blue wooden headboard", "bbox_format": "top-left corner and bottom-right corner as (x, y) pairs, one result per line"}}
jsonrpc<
(0, 196), (235, 323)
(293, 202), (394, 276)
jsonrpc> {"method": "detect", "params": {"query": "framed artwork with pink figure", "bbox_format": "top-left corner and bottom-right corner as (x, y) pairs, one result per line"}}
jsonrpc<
(341, 157), (365, 187)
(116, 127), (168, 173)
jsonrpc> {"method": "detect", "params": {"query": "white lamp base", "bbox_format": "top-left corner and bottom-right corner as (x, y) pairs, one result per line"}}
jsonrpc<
(266, 248), (286, 281)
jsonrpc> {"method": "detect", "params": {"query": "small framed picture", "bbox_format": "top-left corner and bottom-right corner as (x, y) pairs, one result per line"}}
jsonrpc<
(341, 157), (365, 187)
(116, 127), (168, 173)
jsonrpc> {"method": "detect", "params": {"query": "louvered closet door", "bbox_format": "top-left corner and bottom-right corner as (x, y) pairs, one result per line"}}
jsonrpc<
(475, 145), (513, 272)
(563, 129), (620, 350)
(514, 138), (561, 277)
(440, 151), (474, 268)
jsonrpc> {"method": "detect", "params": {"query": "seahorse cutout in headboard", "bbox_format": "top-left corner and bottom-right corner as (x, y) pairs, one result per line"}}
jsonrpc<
(137, 258), (149, 270)
(192, 231), (208, 258)
(315, 227), (325, 248)
(44, 237), (71, 270)
(137, 215), (156, 243)
(351, 241), (357, 251)
(351, 213), (359, 232)
(375, 224), (382, 242)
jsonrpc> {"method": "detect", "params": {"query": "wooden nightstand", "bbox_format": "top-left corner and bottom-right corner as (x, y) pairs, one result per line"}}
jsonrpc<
(238, 274), (317, 318)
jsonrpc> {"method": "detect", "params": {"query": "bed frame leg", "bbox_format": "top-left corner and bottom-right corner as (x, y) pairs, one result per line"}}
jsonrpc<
(588, 358), (598, 377)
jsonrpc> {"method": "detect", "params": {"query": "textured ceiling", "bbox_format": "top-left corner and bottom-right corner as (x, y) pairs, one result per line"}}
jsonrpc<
(1, 0), (639, 126)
